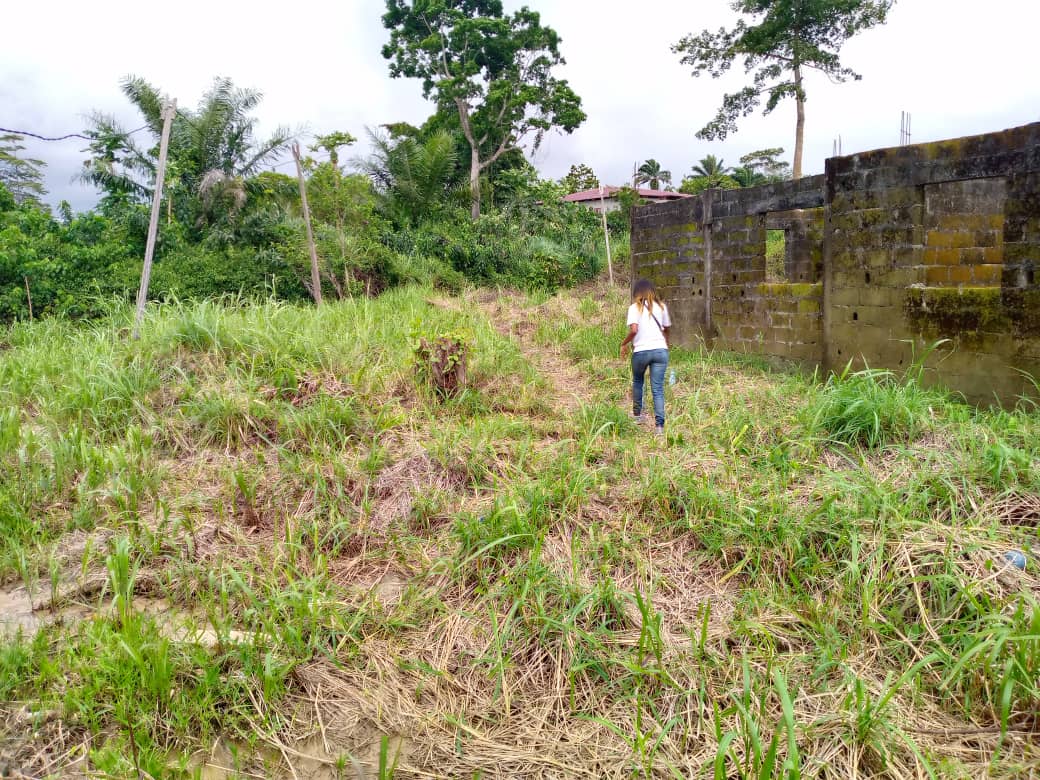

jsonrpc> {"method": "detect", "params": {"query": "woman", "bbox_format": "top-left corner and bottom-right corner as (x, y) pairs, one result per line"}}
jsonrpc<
(619, 279), (671, 435)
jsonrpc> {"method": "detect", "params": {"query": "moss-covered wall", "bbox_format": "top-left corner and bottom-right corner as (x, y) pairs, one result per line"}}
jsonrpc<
(824, 123), (1040, 403)
(630, 197), (707, 346)
(631, 121), (1040, 406)
(922, 179), (1006, 287)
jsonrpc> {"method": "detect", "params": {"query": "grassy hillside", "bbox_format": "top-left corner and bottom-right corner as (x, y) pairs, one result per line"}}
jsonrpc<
(1, 283), (1039, 778)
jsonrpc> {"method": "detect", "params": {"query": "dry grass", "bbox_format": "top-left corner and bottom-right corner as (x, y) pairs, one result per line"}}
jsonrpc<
(2, 283), (1039, 778)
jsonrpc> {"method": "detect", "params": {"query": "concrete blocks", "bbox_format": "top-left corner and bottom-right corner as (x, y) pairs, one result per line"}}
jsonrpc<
(630, 121), (1040, 404)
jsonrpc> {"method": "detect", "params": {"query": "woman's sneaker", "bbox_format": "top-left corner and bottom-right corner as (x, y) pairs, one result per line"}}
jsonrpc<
(655, 425), (665, 436)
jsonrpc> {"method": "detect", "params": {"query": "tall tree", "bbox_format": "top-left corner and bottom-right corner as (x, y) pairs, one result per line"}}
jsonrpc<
(0, 134), (47, 206)
(306, 130), (360, 289)
(673, 0), (894, 179)
(382, 0), (586, 219)
(561, 163), (599, 192)
(635, 159), (672, 190)
(82, 75), (294, 227)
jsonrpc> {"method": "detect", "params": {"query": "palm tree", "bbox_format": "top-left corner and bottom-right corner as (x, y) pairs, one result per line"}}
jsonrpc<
(359, 129), (467, 225)
(689, 155), (732, 184)
(635, 158), (672, 190)
(678, 155), (739, 194)
(731, 165), (767, 188)
(82, 75), (294, 225)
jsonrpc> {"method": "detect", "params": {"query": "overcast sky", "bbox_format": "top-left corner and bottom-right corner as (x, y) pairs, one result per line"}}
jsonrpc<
(3, 0), (1039, 211)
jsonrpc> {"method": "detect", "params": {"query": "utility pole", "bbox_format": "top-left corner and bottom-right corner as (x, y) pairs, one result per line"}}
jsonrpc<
(292, 142), (322, 305)
(599, 186), (614, 286)
(133, 98), (176, 340)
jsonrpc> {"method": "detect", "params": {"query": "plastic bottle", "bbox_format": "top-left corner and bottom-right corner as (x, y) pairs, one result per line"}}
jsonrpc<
(669, 370), (676, 386)
(1003, 550), (1027, 570)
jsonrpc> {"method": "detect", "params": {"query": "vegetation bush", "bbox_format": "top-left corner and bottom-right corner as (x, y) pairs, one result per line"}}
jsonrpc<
(0, 66), (617, 324)
(766, 228), (785, 279)
(804, 364), (941, 448)
(0, 136), (609, 323)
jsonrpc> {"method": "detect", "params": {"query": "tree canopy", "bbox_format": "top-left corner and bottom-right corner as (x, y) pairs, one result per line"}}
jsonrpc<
(739, 147), (791, 180)
(0, 134), (47, 206)
(81, 75), (295, 230)
(561, 163), (599, 193)
(673, 0), (894, 178)
(309, 131), (357, 167)
(381, 0), (586, 218)
(679, 155), (738, 193)
(635, 159), (672, 191)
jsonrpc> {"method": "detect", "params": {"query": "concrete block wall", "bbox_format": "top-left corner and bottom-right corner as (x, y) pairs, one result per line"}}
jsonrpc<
(630, 122), (1040, 404)
(630, 196), (709, 345)
(921, 179), (1006, 287)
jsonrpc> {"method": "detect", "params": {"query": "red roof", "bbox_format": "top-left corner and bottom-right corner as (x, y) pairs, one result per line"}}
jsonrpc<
(563, 186), (690, 203)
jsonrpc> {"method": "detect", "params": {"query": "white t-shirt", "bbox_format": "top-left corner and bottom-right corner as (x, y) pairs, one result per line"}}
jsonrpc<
(627, 301), (671, 353)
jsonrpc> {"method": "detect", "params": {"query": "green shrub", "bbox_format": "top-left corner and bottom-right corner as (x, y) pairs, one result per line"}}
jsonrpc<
(150, 245), (308, 302)
(805, 365), (939, 449)
(766, 229), (785, 279)
(0, 160), (609, 323)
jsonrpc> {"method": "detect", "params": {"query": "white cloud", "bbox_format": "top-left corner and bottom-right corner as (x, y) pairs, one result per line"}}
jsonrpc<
(3, 0), (1039, 210)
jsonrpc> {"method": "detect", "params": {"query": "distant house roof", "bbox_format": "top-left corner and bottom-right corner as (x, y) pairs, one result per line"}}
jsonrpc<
(563, 186), (690, 203)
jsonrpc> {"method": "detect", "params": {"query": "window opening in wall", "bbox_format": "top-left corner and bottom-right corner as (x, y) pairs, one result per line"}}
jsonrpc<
(766, 229), (787, 281)
(1018, 262), (1035, 288)
(865, 272), (871, 284)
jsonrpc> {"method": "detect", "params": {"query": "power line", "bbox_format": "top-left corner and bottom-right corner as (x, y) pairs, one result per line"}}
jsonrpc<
(0, 124), (150, 142)
(0, 127), (90, 141)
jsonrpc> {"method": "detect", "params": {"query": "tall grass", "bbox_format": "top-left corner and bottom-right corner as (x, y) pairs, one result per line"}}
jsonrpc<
(1, 283), (1039, 778)
(804, 363), (942, 449)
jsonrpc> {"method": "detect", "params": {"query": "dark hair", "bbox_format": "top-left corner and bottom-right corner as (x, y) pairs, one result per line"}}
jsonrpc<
(631, 278), (660, 313)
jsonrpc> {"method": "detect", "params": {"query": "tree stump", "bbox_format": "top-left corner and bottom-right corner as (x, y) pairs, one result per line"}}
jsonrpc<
(416, 335), (467, 397)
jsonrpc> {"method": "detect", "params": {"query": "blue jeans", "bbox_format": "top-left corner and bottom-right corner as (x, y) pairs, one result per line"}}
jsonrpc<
(631, 348), (669, 427)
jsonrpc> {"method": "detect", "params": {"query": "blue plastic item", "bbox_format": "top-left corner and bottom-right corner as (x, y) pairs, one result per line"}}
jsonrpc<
(1003, 550), (1027, 570)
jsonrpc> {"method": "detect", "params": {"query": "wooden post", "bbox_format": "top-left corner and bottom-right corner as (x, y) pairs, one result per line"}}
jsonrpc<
(292, 142), (322, 305)
(23, 276), (32, 320)
(132, 98), (176, 340)
(599, 186), (614, 286)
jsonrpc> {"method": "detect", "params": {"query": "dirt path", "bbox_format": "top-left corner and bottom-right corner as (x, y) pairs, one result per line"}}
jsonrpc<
(468, 291), (597, 416)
